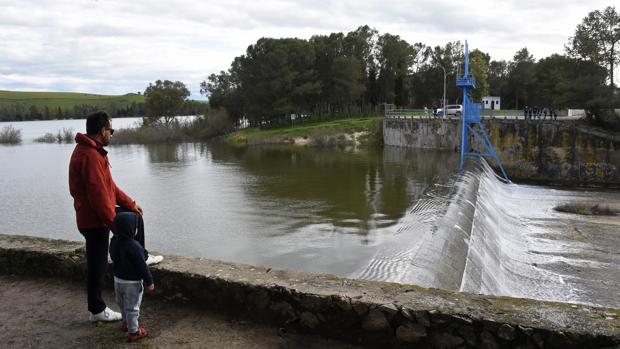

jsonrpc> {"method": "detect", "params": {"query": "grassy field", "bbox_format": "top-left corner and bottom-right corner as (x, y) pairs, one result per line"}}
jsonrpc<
(0, 90), (145, 110)
(227, 117), (383, 146)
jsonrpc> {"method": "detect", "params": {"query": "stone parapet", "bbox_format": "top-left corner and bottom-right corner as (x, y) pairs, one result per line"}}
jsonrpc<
(1, 233), (619, 348)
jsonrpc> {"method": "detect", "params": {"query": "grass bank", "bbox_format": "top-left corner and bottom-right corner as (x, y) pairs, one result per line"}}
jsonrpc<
(111, 115), (384, 148)
(226, 117), (384, 147)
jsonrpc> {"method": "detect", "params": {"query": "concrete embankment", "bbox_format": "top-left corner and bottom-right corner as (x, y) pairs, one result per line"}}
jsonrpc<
(384, 118), (620, 186)
(1, 233), (619, 348)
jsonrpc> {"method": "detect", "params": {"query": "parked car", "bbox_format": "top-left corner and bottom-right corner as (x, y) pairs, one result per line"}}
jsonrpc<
(434, 104), (463, 117)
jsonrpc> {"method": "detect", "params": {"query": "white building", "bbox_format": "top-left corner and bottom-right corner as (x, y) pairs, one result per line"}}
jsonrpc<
(482, 96), (501, 110)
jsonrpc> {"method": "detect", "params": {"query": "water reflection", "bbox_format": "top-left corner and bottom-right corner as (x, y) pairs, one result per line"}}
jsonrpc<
(1, 137), (460, 277)
(145, 143), (202, 164)
(206, 143), (459, 237)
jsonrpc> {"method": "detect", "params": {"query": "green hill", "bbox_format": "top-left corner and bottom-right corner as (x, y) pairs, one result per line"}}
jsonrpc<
(0, 90), (146, 121)
(0, 90), (145, 110)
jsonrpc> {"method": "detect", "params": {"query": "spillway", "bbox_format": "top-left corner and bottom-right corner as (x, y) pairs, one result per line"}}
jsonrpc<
(353, 159), (620, 308)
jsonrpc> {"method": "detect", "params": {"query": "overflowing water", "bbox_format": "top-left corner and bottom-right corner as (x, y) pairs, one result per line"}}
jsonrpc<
(356, 159), (620, 308)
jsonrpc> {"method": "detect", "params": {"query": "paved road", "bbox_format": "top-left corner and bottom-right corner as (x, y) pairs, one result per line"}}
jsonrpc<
(0, 275), (363, 349)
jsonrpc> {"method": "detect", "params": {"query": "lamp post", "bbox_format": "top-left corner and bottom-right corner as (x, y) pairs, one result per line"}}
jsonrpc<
(438, 65), (447, 118)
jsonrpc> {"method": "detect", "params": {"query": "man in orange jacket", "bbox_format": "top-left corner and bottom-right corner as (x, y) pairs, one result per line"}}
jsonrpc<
(69, 111), (160, 322)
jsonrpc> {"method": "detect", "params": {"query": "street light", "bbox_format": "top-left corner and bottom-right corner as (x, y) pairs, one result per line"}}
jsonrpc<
(438, 65), (447, 118)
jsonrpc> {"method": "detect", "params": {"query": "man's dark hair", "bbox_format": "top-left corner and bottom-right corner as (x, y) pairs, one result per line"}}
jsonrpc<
(86, 111), (111, 135)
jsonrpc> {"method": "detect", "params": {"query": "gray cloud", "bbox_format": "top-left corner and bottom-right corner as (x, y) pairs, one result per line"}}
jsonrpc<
(0, 0), (617, 97)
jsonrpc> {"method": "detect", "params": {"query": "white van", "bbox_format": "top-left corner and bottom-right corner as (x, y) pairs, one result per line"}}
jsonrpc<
(435, 104), (463, 117)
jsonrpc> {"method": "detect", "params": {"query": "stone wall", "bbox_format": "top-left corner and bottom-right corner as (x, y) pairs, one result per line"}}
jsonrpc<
(1, 234), (619, 348)
(384, 118), (620, 185)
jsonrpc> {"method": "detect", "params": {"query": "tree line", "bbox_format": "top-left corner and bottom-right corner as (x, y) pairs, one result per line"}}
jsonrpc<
(203, 6), (619, 128)
(0, 101), (146, 122)
(0, 96), (208, 122)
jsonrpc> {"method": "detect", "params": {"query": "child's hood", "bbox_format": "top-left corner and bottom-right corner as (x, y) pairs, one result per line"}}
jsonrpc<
(114, 212), (137, 239)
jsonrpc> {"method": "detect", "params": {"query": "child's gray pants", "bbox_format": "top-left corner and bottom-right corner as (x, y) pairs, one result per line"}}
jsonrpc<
(114, 277), (143, 333)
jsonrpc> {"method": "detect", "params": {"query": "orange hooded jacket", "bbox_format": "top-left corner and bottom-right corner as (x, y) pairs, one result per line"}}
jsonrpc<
(69, 133), (135, 229)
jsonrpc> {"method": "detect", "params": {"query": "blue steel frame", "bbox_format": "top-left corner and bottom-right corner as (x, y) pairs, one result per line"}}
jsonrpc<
(457, 41), (510, 183)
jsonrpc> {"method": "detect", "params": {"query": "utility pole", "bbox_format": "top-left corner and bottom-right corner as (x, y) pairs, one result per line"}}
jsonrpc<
(438, 65), (447, 118)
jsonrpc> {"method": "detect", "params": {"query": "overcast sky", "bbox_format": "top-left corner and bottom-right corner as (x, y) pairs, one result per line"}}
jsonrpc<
(1, 0), (616, 99)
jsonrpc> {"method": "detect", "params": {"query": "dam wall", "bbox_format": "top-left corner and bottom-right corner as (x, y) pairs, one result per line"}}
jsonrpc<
(1, 233), (619, 348)
(383, 118), (620, 185)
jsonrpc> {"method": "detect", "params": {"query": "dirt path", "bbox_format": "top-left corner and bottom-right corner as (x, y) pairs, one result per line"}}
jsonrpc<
(0, 275), (363, 349)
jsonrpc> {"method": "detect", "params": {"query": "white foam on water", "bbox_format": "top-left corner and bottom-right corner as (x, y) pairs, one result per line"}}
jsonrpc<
(353, 158), (620, 308)
(461, 160), (620, 308)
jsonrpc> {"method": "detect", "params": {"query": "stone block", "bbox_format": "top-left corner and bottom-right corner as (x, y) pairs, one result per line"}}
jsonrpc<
(396, 324), (427, 343)
(431, 332), (464, 348)
(378, 303), (398, 321)
(362, 309), (390, 332)
(300, 312), (319, 329)
(498, 323), (516, 341)
(480, 330), (499, 349)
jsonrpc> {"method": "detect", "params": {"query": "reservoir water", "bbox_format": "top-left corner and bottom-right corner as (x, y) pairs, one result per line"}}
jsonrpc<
(1, 118), (619, 309)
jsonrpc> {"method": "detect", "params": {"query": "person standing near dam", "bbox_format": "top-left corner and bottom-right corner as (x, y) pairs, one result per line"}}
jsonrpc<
(68, 111), (161, 322)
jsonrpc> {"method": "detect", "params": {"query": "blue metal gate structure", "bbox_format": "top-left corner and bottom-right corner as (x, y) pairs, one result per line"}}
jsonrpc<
(457, 41), (510, 183)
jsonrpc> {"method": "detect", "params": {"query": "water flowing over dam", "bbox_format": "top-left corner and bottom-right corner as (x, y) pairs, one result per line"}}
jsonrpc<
(354, 159), (620, 309)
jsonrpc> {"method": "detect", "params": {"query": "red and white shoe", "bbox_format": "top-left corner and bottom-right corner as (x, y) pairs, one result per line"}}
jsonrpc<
(127, 327), (148, 342)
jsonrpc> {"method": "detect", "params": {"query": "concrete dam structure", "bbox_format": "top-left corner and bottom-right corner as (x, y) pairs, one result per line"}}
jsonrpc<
(383, 118), (620, 185)
(354, 159), (620, 309)
(380, 118), (620, 309)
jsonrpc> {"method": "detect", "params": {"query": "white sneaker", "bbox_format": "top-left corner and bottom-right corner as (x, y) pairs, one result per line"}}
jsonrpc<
(146, 255), (164, 265)
(89, 307), (122, 322)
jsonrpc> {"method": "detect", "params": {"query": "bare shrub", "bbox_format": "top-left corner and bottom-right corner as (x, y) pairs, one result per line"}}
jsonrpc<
(0, 125), (22, 144)
(188, 109), (233, 139)
(60, 128), (74, 143)
(111, 123), (190, 145)
(34, 133), (57, 143)
(35, 128), (74, 143)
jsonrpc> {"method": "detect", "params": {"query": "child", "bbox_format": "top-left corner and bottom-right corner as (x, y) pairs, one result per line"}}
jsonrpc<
(110, 212), (155, 342)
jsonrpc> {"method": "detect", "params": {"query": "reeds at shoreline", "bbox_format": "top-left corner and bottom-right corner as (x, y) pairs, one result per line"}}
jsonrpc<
(34, 128), (74, 143)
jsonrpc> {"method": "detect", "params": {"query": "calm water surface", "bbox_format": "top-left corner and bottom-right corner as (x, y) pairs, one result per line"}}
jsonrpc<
(0, 119), (459, 276)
